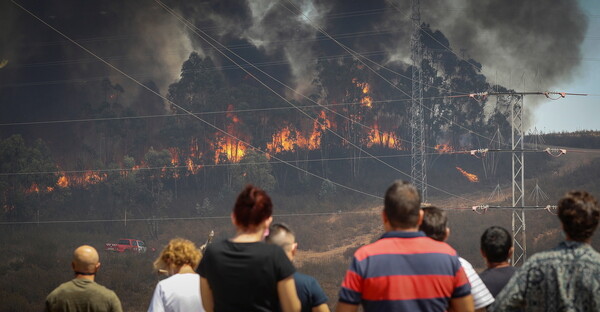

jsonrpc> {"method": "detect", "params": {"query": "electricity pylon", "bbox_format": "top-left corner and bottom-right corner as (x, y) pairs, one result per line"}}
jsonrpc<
(410, 0), (427, 202)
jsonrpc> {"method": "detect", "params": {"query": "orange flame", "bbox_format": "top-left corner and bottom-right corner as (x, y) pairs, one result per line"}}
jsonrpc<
(168, 147), (180, 166)
(214, 106), (247, 163)
(57, 176), (69, 188)
(435, 144), (454, 153)
(352, 78), (373, 108)
(214, 136), (246, 163)
(266, 127), (295, 153)
(186, 158), (202, 174)
(266, 111), (332, 154)
(82, 171), (105, 184)
(26, 183), (40, 194)
(366, 125), (402, 149)
(456, 167), (479, 182)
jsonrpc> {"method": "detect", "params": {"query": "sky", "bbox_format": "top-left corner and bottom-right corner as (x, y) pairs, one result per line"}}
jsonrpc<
(532, 0), (600, 133)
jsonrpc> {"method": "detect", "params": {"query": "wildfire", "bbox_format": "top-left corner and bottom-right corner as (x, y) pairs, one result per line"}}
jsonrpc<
(214, 136), (246, 163)
(57, 175), (69, 188)
(26, 183), (56, 194)
(55, 171), (107, 189)
(267, 127), (296, 153)
(214, 105), (247, 163)
(26, 183), (40, 194)
(168, 147), (180, 166)
(82, 171), (105, 184)
(435, 144), (454, 153)
(352, 78), (373, 108)
(186, 158), (202, 174)
(266, 111), (332, 154)
(456, 167), (479, 183)
(366, 125), (402, 149)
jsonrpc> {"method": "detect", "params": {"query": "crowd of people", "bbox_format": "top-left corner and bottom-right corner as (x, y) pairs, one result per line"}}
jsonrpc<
(44, 181), (600, 312)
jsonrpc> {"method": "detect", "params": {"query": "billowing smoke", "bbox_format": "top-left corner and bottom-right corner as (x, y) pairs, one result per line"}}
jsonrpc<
(423, 0), (588, 90)
(2, 0), (588, 113)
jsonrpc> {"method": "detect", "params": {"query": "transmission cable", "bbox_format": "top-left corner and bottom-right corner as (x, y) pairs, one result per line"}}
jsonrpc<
(153, 1), (441, 152)
(154, 0), (475, 203)
(280, 0), (499, 149)
(10, 0), (383, 200)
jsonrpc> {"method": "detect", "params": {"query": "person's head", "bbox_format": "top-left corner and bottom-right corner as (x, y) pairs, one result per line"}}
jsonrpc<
(558, 190), (600, 242)
(72, 245), (100, 278)
(153, 238), (202, 275)
(480, 226), (513, 265)
(232, 184), (273, 230)
(383, 181), (423, 230)
(419, 206), (449, 242)
(232, 185), (273, 231)
(265, 223), (297, 261)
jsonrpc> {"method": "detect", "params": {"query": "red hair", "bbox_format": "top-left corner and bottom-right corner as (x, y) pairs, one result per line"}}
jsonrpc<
(233, 185), (273, 228)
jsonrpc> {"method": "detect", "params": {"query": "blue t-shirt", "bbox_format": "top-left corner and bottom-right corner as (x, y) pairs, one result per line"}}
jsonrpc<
(294, 272), (328, 312)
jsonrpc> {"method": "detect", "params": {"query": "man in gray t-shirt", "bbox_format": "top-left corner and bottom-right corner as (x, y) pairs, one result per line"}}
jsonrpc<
(45, 245), (123, 312)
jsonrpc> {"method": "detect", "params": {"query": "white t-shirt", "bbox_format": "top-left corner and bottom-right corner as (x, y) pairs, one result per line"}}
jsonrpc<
(148, 273), (205, 312)
(459, 257), (494, 309)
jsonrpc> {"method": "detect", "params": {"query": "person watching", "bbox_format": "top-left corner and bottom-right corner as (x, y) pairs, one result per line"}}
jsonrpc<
(148, 238), (204, 312)
(266, 223), (330, 312)
(336, 181), (474, 312)
(419, 206), (494, 311)
(45, 245), (123, 312)
(491, 190), (600, 311)
(197, 185), (301, 312)
(479, 226), (516, 297)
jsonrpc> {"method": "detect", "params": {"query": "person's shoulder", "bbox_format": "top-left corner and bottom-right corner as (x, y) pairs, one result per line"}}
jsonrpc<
(204, 238), (227, 252)
(425, 238), (458, 254)
(90, 281), (119, 297)
(294, 272), (317, 284)
(161, 272), (200, 285)
(458, 257), (473, 268)
(46, 280), (74, 298)
(159, 273), (200, 292)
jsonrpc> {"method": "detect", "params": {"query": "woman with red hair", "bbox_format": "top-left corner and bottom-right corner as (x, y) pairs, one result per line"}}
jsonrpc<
(197, 185), (300, 312)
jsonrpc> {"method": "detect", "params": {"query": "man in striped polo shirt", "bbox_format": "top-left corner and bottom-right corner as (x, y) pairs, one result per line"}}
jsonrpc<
(336, 181), (474, 312)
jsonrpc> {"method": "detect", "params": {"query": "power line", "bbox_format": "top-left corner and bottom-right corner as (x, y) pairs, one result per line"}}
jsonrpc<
(0, 206), (477, 226)
(0, 97), (414, 127)
(0, 150), (489, 177)
(280, 0), (501, 152)
(10, 0), (382, 201)
(155, 0), (476, 204)
(153, 1), (439, 153)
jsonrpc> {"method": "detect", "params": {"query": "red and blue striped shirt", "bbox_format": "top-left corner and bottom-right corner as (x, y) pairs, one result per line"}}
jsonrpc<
(339, 231), (471, 311)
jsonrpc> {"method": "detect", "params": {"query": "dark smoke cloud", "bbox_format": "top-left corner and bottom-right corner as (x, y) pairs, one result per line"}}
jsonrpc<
(1, 0), (588, 117)
(422, 0), (588, 90)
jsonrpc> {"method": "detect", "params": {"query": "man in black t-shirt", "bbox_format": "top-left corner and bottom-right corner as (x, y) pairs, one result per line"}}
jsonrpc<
(267, 223), (330, 312)
(479, 226), (517, 297)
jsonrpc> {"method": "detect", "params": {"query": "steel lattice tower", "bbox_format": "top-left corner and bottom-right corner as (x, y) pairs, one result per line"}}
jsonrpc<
(510, 95), (527, 266)
(410, 0), (427, 201)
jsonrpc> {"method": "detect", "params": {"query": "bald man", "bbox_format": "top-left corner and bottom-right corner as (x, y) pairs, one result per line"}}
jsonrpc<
(45, 245), (123, 312)
(266, 223), (330, 312)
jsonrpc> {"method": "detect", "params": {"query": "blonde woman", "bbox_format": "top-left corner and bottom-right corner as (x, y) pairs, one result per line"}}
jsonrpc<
(148, 238), (204, 312)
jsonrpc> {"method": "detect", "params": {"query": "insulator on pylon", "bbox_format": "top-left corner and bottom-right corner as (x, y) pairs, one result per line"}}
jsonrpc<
(543, 91), (567, 100)
(546, 205), (558, 215)
(545, 148), (566, 157)
(472, 205), (489, 214)
(469, 148), (488, 158)
(468, 92), (488, 103)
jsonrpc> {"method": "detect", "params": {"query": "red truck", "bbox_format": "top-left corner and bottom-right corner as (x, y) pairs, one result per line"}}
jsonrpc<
(105, 238), (149, 253)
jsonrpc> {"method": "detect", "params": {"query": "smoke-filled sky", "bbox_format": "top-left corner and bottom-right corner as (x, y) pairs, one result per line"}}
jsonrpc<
(0, 0), (597, 133)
